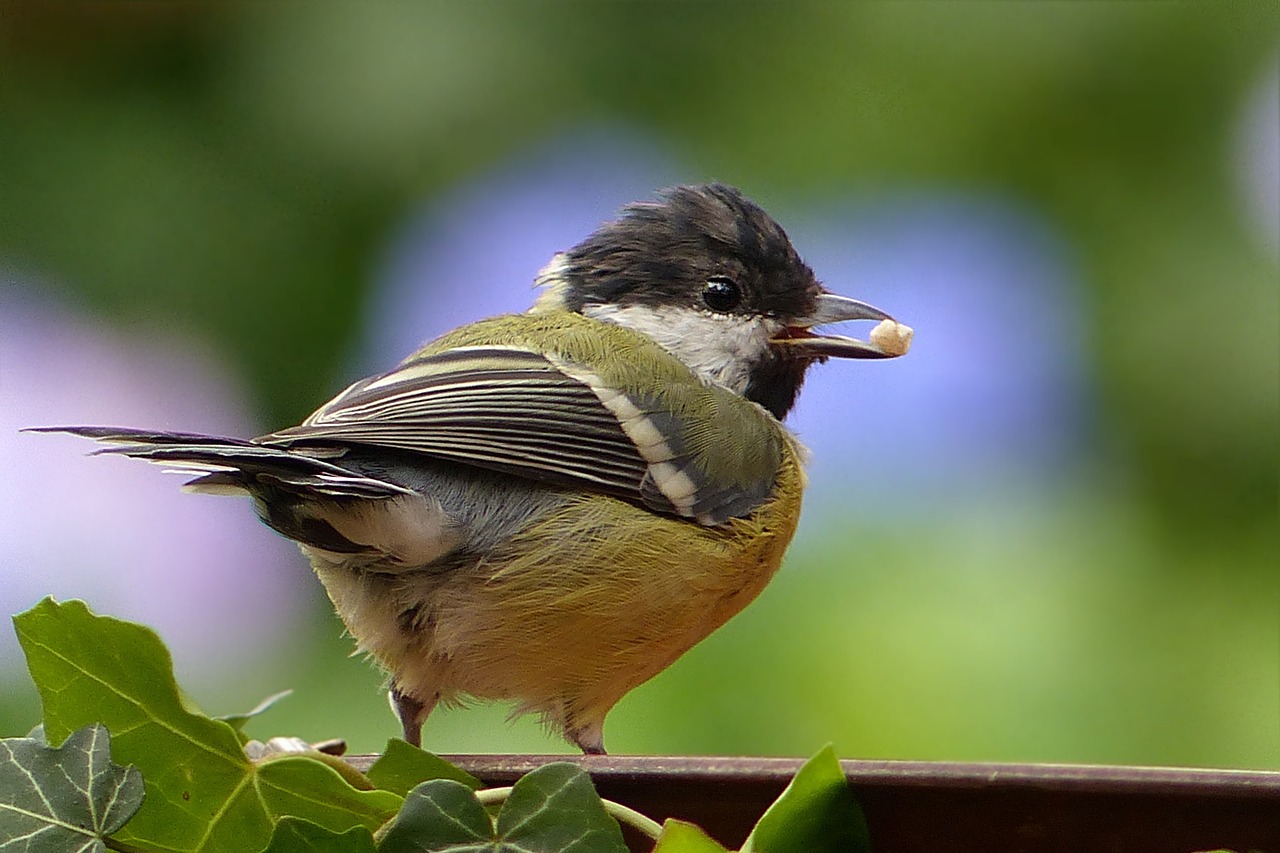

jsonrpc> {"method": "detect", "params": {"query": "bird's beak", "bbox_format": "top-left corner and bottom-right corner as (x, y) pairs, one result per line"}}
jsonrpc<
(771, 292), (912, 359)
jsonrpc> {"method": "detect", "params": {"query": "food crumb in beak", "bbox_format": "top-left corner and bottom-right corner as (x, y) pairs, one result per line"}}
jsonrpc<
(870, 319), (914, 357)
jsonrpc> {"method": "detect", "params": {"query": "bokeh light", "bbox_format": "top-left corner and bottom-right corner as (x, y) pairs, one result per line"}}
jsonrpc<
(0, 279), (311, 691)
(0, 1), (1274, 768)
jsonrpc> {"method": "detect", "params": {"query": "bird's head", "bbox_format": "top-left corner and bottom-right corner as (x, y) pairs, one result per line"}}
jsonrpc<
(533, 183), (904, 419)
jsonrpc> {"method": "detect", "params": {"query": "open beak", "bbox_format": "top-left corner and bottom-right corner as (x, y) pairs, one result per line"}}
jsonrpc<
(771, 292), (911, 359)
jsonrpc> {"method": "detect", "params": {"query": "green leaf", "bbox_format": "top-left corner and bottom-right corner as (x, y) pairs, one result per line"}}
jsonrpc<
(217, 690), (294, 734)
(254, 742), (380, 793)
(13, 597), (401, 853)
(653, 819), (731, 852)
(259, 817), (377, 853)
(0, 723), (144, 852)
(494, 762), (628, 852)
(379, 763), (628, 853)
(377, 779), (495, 850)
(366, 739), (482, 796)
(741, 746), (869, 853)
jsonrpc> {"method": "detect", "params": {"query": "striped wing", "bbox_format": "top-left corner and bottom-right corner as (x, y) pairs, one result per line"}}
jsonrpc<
(261, 346), (653, 502)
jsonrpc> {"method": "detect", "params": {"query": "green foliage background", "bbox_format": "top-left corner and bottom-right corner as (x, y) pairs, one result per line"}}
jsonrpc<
(1, 2), (1276, 768)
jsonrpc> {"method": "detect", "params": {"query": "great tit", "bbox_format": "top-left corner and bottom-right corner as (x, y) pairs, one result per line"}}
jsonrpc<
(39, 183), (910, 755)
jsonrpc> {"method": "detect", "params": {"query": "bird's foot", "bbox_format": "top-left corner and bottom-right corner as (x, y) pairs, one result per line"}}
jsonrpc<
(567, 719), (607, 755)
(390, 686), (438, 748)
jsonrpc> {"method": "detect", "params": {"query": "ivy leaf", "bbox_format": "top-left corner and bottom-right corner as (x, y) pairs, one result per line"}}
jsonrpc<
(378, 779), (495, 851)
(217, 690), (294, 734)
(740, 745), (869, 853)
(652, 819), (731, 852)
(379, 762), (628, 853)
(365, 739), (482, 796)
(0, 723), (144, 852)
(252, 741), (380, 793)
(494, 762), (628, 852)
(13, 597), (401, 853)
(258, 817), (377, 853)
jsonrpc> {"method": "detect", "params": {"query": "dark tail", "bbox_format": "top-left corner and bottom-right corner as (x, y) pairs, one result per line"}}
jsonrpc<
(28, 426), (414, 500)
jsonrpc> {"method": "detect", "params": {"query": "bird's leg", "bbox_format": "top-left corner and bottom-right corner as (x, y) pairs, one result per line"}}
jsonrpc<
(389, 686), (438, 748)
(566, 717), (607, 756)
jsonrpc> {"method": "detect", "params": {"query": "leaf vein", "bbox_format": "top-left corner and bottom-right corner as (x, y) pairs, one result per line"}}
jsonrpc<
(19, 636), (242, 767)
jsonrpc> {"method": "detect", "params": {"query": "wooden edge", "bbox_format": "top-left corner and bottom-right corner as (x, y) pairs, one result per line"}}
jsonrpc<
(344, 754), (1280, 851)
(345, 753), (1280, 798)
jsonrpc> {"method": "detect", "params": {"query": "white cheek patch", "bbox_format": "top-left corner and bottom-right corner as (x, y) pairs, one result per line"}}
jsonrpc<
(581, 303), (779, 395)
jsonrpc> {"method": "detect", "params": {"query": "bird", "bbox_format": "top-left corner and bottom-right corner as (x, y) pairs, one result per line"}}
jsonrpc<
(37, 183), (911, 755)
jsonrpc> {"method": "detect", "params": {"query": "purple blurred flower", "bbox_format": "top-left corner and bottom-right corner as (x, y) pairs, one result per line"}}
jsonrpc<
(1234, 56), (1279, 256)
(787, 194), (1091, 517)
(0, 281), (309, 684)
(358, 127), (682, 370)
(356, 126), (1091, 527)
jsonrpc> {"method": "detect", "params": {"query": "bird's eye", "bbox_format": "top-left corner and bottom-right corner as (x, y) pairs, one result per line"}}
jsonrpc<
(702, 277), (742, 312)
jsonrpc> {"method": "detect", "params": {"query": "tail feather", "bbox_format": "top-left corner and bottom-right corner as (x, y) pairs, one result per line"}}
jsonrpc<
(27, 425), (258, 447)
(30, 426), (414, 500)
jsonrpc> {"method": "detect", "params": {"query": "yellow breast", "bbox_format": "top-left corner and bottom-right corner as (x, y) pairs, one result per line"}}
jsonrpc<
(310, 433), (806, 737)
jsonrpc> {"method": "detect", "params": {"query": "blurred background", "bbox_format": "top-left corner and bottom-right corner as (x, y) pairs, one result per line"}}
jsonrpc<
(1, 2), (1276, 769)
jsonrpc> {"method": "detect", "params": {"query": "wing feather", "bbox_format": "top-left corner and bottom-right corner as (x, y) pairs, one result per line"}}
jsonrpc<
(256, 340), (783, 525)
(44, 320), (786, 526)
(261, 346), (653, 501)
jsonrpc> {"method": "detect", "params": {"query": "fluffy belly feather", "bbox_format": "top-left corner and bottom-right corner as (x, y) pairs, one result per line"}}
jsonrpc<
(307, 444), (805, 739)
